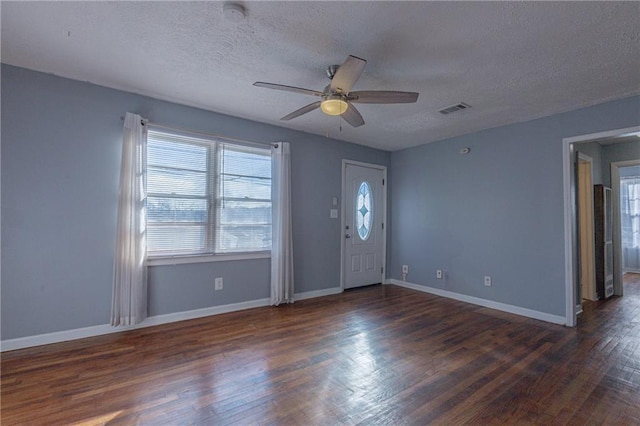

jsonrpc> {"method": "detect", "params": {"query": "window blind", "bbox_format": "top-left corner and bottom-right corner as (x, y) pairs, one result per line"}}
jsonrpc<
(146, 128), (271, 256)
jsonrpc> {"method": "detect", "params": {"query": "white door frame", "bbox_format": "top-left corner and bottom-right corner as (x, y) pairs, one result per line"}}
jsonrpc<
(562, 125), (640, 326)
(611, 158), (640, 296)
(340, 159), (388, 290)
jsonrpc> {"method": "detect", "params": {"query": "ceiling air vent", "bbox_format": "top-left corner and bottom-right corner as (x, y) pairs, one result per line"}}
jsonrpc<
(439, 102), (471, 115)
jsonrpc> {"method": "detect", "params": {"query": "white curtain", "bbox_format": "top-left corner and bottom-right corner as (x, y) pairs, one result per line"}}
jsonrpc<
(111, 113), (148, 326)
(271, 142), (294, 305)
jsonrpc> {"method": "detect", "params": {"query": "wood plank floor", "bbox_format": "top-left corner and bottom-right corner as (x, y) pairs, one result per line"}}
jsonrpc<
(2, 277), (640, 425)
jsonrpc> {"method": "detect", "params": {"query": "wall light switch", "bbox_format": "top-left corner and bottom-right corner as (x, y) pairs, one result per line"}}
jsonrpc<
(330, 209), (338, 219)
(332, 197), (338, 206)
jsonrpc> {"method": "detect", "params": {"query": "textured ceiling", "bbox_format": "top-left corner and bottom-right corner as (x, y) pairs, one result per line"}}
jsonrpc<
(2, 1), (639, 151)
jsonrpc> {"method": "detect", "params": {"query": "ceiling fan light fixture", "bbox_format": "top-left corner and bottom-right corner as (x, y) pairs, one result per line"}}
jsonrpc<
(321, 97), (348, 116)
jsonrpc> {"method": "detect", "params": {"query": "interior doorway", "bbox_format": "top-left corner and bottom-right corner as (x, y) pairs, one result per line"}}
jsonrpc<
(562, 125), (640, 326)
(612, 160), (640, 292)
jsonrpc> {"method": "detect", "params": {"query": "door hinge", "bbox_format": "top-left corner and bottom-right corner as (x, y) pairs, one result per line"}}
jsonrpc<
(381, 267), (384, 274)
(382, 222), (384, 230)
(382, 178), (385, 186)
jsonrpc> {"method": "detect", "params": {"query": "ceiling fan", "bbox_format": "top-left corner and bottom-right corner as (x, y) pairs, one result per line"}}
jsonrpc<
(254, 55), (419, 128)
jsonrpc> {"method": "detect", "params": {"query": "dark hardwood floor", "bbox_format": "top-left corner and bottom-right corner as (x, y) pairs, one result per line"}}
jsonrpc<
(2, 277), (640, 425)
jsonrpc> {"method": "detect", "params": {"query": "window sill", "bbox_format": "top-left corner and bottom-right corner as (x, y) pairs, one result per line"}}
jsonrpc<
(148, 251), (271, 266)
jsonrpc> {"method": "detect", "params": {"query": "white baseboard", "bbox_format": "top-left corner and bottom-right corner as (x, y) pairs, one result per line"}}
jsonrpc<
(1, 287), (348, 352)
(295, 287), (342, 301)
(386, 279), (566, 325)
(143, 298), (272, 327)
(1, 297), (271, 352)
(1, 323), (119, 353)
(4, 282), (564, 351)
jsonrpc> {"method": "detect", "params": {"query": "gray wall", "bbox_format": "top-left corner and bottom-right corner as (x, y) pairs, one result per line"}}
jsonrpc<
(572, 139), (640, 187)
(602, 140), (640, 187)
(575, 141), (604, 185)
(3, 62), (639, 340)
(389, 96), (640, 317)
(1, 65), (390, 339)
(621, 165), (640, 178)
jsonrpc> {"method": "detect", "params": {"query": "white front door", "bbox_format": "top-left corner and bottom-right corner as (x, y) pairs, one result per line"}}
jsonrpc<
(343, 161), (386, 289)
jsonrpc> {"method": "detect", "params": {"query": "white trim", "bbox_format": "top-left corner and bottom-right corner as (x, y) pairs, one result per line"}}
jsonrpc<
(562, 136), (576, 326)
(382, 168), (388, 286)
(0, 286), (347, 352)
(148, 251), (270, 266)
(1, 298), (270, 352)
(612, 159), (640, 296)
(612, 161), (622, 296)
(563, 126), (640, 144)
(1, 324), (118, 353)
(295, 287), (342, 301)
(563, 125), (640, 327)
(147, 122), (270, 150)
(143, 298), (270, 327)
(386, 279), (566, 325)
(340, 159), (388, 290)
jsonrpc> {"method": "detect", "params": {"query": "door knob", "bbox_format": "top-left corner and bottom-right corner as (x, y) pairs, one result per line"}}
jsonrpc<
(345, 234), (352, 239)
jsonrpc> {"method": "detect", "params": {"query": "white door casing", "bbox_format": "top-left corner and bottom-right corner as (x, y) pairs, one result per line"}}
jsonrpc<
(563, 125), (640, 326)
(611, 159), (640, 296)
(342, 161), (386, 289)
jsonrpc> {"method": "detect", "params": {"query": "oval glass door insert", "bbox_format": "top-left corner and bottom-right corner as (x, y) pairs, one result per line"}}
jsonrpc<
(356, 181), (373, 240)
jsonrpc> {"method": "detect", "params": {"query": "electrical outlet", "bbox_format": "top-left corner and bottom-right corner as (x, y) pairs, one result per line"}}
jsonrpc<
(436, 269), (443, 279)
(484, 276), (492, 287)
(402, 265), (409, 274)
(214, 277), (223, 290)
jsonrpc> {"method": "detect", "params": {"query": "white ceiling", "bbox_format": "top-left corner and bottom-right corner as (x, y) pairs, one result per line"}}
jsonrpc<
(2, 1), (639, 151)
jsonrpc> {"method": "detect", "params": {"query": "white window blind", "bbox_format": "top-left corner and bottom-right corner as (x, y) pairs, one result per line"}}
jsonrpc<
(146, 128), (271, 257)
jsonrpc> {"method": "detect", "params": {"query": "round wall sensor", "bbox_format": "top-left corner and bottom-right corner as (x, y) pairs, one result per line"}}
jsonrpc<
(223, 3), (246, 22)
(459, 147), (471, 155)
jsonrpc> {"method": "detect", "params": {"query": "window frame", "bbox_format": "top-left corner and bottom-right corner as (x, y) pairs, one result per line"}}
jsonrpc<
(145, 126), (272, 264)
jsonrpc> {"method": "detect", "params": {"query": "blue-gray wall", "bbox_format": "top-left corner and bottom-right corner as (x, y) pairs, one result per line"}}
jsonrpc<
(574, 140), (640, 187)
(3, 62), (639, 340)
(621, 165), (640, 178)
(575, 141), (604, 185)
(602, 140), (640, 187)
(1, 65), (390, 339)
(389, 96), (640, 317)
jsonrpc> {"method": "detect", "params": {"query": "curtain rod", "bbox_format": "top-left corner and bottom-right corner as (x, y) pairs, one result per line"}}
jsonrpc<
(120, 115), (276, 149)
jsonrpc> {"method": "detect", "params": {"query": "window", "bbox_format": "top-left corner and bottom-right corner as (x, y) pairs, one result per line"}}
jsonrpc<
(356, 181), (373, 240)
(146, 128), (271, 257)
(622, 177), (640, 249)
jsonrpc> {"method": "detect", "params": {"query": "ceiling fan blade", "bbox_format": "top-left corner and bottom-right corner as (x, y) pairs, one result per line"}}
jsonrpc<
(348, 91), (419, 104)
(341, 103), (365, 128)
(281, 101), (322, 121)
(330, 55), (367, 94)
(254, 82), (324, 97)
